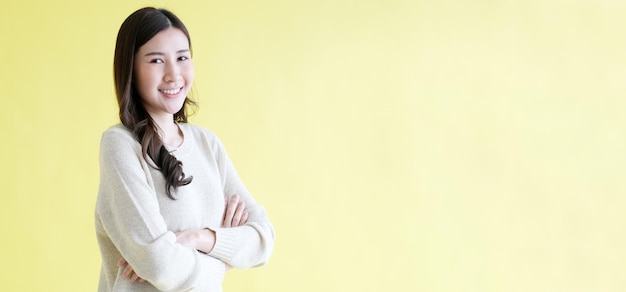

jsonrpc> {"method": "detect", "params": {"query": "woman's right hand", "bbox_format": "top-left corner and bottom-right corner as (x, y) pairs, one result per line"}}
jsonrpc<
(118, 258), (145, 283)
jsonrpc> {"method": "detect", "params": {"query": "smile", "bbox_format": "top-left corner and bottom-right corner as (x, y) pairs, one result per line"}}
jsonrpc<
(159, 87), (182, 95)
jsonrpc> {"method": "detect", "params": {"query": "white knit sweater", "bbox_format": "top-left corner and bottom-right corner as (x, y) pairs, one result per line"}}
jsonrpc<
(95, 124), (275, 291)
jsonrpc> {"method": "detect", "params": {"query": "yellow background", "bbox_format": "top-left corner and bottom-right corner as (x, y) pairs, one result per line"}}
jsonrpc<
(1, 0), (625, 291)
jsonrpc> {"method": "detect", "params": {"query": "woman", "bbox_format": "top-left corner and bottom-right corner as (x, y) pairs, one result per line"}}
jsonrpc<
(95, 7), (275, 291)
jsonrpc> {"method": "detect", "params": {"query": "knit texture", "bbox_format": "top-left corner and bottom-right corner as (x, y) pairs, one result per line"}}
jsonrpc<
(95, 124), (275, 291)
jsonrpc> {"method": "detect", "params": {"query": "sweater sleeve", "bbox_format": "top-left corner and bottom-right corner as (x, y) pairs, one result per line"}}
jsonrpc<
(96, 129), (219, 291)
(207, 134), (276, 268)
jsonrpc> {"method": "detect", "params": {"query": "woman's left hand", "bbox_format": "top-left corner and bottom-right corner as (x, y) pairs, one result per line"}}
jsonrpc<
(222, 194), (248, 228)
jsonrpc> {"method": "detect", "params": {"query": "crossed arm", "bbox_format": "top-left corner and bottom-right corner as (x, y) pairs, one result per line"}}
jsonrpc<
(118, 194), (249, 283)
(98, 128), (274, 289)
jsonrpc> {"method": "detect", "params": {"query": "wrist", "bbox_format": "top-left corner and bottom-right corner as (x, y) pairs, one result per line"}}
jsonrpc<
(197, 228), (216, 254)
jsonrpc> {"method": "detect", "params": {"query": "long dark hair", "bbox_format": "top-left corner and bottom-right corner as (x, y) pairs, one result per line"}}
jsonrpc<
(113, 7), (195, 199)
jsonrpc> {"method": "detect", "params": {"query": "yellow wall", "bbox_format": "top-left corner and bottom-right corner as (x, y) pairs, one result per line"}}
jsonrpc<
(1, 0), (625, 291)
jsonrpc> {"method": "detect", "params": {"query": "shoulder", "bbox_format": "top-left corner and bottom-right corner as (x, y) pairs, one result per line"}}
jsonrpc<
(101, 124), (134, 139)
(100, 124), (140, 152)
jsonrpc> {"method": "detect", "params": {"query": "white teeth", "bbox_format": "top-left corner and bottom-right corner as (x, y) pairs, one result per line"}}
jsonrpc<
(160, 88), (181, 95)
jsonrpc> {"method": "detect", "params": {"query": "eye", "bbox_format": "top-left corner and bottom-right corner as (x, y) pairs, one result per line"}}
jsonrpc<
(178, 56), (190, 61)
(150, 59), (164, 64)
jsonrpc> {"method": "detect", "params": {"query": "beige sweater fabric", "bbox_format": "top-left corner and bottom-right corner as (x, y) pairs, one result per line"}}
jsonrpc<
(95, 124), (275, 291)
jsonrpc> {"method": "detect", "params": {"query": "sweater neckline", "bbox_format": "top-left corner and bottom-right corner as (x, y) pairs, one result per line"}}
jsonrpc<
(165, 123), (193, 157)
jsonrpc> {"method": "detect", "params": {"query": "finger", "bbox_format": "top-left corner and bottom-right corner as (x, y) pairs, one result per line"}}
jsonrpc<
(223, 194), (239, 227)
(240, 211), (249, 225)
(231, 201), (246, 227)
(122, 265), (134, 278)
(117, 258), (126, 267)
(139, 278), (146, 283)
(222, 196), (228, 222)
(222, 196), (233, 227)
(130, 272), (140, 282)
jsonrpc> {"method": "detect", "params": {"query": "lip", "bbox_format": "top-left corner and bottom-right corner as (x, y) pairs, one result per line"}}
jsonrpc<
(159, 86), (184, 98)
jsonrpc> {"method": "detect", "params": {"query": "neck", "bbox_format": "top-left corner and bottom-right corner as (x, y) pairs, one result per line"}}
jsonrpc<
(151, 115), (183, 148)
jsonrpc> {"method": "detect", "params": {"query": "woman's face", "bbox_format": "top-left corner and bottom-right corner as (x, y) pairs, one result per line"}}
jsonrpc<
(134, 27), (194, 122)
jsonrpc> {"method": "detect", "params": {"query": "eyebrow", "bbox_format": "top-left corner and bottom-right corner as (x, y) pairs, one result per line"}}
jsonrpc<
(143, 49), (190, 57)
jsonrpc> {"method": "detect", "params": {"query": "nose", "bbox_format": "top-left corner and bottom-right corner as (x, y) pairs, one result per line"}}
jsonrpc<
(163, 62), (181, 83)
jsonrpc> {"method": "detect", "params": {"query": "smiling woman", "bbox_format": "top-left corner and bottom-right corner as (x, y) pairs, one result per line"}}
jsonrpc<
(113, 8), (196, 198)
(95, 7), (275, 292)
(2, 1), (626, 291)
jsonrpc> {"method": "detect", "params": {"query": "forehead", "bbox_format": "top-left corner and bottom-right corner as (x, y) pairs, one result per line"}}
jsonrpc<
(137, 28), (189, 54)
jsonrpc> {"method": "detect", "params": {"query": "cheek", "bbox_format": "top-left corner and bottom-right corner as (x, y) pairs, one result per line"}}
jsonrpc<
(184, 63), (195, 82)
(133, 75), (155, 103)
(134, 78), (150, 98)
(186, 72), (195, 84)
(135, 69), (157, 90)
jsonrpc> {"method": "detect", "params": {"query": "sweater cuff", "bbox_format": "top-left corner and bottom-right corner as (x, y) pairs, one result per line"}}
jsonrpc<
(209, 227), (239, 261)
